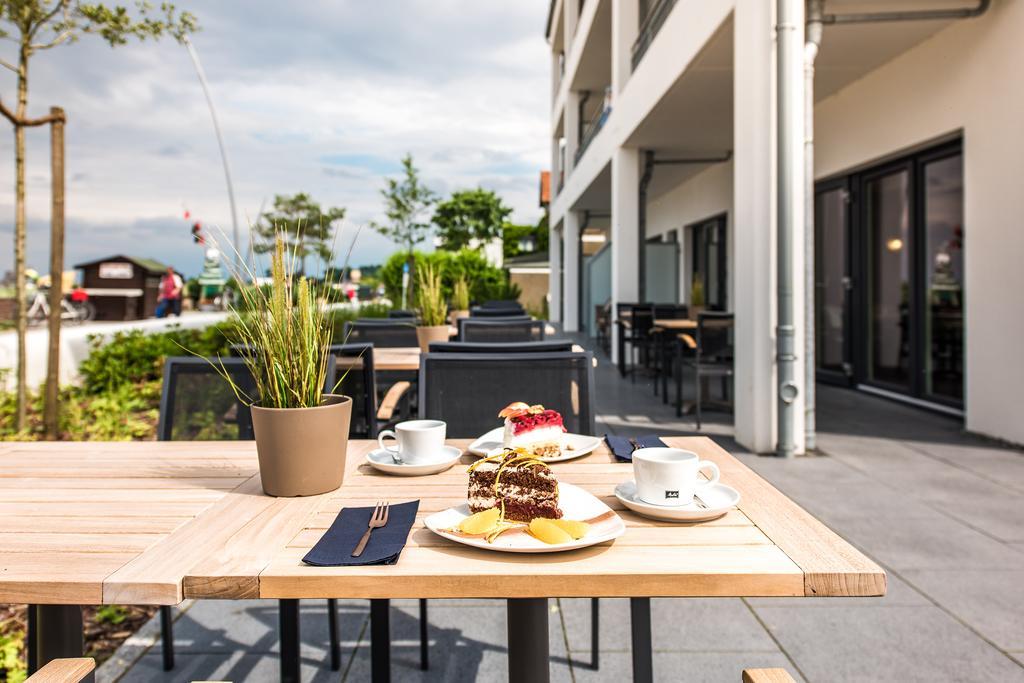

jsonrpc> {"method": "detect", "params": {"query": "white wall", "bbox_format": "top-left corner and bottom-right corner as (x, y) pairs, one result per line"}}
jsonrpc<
(646, 161), (734, 302)
(814, 0), (1024, 444)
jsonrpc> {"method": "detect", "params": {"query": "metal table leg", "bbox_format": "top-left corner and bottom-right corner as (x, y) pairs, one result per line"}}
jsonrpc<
(630, 598), (653, 683)
(279, 599), (300, 683)
(327, 598), (340, 671)
(35, 605), (92, 682)
(370, 599), (391, 683)
(507, 598), (549, 683)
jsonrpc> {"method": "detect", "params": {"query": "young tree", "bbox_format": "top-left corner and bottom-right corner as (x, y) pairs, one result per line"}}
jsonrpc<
(432, 188), (512, 251)
(0, 1), (197, 432)
(369, 154), (436, 301)
(252, 192), (346, 275)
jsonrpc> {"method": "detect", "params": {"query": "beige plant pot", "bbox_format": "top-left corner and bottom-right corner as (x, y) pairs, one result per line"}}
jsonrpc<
(251, 394), (352, 497)
(416, 325), (450, 352)
(449, 309), (469, 326)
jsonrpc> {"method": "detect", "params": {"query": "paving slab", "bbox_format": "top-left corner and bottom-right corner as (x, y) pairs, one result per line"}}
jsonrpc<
(755, 604), (1024, 683)
(900, 569), (1024, 652)
(554, 651), (804, 683)
(117, 651), (338, 683)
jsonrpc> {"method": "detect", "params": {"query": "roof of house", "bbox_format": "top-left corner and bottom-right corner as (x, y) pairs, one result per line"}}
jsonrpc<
(73, 255), (168, 274)
(539, 170), (551, 207)
(505, 250), (550, 268)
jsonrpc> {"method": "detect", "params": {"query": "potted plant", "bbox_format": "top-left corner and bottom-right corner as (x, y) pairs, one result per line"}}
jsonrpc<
(221, 237), (351, 497)
(416, 261), (450, 352)
(690, 275), (705, 319)
(449, 275), (471, 325)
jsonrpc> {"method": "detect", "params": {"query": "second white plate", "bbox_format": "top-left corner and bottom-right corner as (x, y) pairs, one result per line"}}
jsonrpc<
(467, 427), (602, 462)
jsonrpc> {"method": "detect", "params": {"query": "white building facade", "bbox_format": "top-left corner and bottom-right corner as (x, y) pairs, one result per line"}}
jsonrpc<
(547, 0), (1024, 452)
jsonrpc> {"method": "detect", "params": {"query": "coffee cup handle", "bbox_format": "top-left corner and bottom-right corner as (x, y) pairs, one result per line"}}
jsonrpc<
(378, 430), (399, 454)
(696, 461), (720, 488)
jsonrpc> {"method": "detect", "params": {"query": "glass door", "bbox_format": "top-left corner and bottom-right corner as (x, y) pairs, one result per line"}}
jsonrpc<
(689, 214), (728, 310)
(815, 182), (850, 382)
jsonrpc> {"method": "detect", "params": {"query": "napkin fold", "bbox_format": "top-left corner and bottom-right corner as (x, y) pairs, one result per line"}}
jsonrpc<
(604, 434), (668, 462)
(303, 500), (420, 567)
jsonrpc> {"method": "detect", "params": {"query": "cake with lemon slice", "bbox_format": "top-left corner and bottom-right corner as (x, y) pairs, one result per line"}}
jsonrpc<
(467, 448), (563, 522)
(498, 402), (566, 459)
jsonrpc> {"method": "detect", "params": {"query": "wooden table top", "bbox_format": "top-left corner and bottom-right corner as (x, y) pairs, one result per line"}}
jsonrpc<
(0, 439), (884, 605)
(653, 318), (697, 330)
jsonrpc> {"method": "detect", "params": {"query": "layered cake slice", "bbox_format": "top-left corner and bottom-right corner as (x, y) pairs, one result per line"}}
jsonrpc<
(498, 402), (567, 459)
(467, 448), (563, 522)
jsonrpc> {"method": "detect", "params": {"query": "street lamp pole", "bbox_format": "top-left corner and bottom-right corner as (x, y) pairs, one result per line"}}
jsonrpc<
(183, 35), (241, 269)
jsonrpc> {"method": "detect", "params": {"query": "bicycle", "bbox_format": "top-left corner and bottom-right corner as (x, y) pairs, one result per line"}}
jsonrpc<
(26, 287), (96, 326)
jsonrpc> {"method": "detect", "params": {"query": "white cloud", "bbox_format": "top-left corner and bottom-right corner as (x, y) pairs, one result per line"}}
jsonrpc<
(0, 0), (550, 277)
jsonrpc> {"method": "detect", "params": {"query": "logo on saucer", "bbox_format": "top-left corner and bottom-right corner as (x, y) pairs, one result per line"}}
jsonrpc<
(665, 490), (679, 499)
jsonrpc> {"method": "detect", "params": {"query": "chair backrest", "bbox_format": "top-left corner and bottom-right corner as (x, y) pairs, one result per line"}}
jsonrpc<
(159, 357), (257, 441)
(387, 310), (417, 319)
(343, 320), (418, 348)
(470, 305), (526, 317)
(457, 315), (529, 340)
(419, 351), (596, 438)
(428, 340), (573, 354)
(697, 312), (735, 361)
(329, 343), (377, 438)
(459, 319), (546, 343)
(481, 299), (521, 309)
(630, 305), (655, 336)
(653, 303), (689, 320)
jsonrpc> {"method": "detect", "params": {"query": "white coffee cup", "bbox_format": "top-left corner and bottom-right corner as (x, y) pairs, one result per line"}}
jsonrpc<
(632, 447), (720, 506)
(377, 420), (446, 464)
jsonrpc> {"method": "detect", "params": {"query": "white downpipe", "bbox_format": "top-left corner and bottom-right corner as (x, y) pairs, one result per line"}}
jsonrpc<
(804, 0), (823, 452)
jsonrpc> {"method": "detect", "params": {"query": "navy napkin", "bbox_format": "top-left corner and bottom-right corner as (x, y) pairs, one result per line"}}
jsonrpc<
(604, 434), (668, 462)
(303, 500), (420, 567)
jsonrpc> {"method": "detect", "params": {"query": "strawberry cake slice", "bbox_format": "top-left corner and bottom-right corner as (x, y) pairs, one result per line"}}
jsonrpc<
(498, 402), (567, 459)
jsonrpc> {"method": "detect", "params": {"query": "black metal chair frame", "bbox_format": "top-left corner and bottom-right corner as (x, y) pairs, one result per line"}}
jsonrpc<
(469, 305), (526, 317)
(427, 340), (573, 354)
(458, 319), (546, 343)
(328, 343), (378, 437)
(456, 315), (531, 340)
(675, 312), (735, 427)
(155, 356), (344, 676)
(343, 320), (419, 348)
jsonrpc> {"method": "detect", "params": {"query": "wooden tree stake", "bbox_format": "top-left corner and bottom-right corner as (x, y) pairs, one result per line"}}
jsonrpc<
(44, 107), (66, 440)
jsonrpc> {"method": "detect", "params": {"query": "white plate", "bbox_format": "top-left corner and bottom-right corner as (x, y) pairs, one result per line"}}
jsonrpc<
(365, 446), (463, 476)
(424, 482), (625, 553)
(614, 480), (740, 522)
(467, 427), (602, 462)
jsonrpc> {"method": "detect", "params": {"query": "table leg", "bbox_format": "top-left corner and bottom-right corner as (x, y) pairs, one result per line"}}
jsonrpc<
(418, 598), (429, 671)
(507, 598), (549, 683)
(630, 598), (653, 683)
(370, 599), (391, 683)
(327, 598), (340, 671)
(160, 605), (174, 671)
(279, 599), (300, 683)
(27, 604), (38, 674)
(34, 605), (92, 683)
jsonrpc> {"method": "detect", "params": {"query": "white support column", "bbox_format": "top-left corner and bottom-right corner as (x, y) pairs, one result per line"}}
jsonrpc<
(565, 90), (580, 174)
(549, 219), (563, 324)
(564, 0), (579, 49)
(611, 0), (639, 96)
(563, 210), (581, 332)
(732, 0), (778, 454)
(611, 148), (640, 365)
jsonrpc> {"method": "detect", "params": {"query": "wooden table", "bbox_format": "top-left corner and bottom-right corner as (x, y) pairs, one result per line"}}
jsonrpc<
(0, 439), (884, 683)
(653, 318), (697, 330)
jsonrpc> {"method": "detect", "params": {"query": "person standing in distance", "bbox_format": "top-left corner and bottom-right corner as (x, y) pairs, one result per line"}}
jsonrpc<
(156, 266), (184, 318)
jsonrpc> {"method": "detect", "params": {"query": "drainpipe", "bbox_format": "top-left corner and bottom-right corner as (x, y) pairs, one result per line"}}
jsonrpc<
(776, 0), (803, 458)
(804, 0), (823, 453)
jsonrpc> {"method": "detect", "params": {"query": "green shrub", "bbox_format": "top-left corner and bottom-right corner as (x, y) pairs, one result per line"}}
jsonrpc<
(380, 249), (518, 306)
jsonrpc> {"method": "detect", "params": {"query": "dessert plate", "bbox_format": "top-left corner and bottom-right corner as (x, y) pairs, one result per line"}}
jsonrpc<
(467, 428), (602, 462)
(365, 446), (463, 476)
(424, 482), (625, 553)
(614, 480), (740, 522)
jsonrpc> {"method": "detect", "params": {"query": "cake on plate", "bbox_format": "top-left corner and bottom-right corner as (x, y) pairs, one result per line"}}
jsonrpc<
(498, 402), (566, 458)
(467, 448), (563, 522)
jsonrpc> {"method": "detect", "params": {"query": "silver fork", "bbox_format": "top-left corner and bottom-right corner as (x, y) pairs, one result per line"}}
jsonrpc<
(351, 501), (390, 557)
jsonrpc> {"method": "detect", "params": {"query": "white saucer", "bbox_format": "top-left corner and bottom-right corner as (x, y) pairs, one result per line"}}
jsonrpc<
(613, 480), (740, 522)
(365, 446), (463, 476)
(468, 427), (601, 462)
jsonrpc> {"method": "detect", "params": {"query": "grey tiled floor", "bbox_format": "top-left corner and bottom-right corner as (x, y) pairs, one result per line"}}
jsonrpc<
(109, 337), (1024, 682)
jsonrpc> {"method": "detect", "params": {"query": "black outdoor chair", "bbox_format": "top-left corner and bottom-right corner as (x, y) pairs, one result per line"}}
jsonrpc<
(428, 340), (573, 354)
(344, 320), (418, 348)
(456, 315), (530, 340)
(156, 356), (343, 674)
(651, 304), (689, 399)
(469, 305), (525, 317)
(459, 319), (546, 343)
(417, 350), (605, 669)
(387, 309), (417, 319)
(615, 303), (655, 380)
(480, 299), (522, 309)
(675, 312), (735, 427)
(328, 343), (413, 433)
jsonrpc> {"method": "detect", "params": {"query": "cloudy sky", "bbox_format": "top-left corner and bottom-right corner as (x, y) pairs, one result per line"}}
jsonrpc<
(0, 0), (550, 277)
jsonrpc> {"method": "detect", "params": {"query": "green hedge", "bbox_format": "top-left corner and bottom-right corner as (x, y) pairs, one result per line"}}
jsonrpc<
(380, 249), (520, 305)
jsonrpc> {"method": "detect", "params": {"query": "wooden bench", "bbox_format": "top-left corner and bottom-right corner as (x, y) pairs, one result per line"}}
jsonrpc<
(27, 658), (95, 682)
(742, 668), (797, 683)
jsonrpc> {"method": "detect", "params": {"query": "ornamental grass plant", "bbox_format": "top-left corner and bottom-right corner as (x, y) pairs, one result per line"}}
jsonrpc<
(452, 275), (471, 311)
(417, 261), (448, 327)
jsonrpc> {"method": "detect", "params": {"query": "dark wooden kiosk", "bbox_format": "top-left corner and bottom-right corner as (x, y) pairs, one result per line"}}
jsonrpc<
(73, 255), (167, 321)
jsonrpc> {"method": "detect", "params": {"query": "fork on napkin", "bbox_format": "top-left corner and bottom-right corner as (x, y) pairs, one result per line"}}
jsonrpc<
(303, 500), (419, 567)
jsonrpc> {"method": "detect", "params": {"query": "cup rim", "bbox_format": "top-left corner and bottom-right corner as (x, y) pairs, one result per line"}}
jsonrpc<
(632, 447), (699, 463)
(395, 419), (446, 432)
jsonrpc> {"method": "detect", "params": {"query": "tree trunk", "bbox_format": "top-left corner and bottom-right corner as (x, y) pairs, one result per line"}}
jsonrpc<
(44, 108), (65, 440)
(13, 48), (29, 432)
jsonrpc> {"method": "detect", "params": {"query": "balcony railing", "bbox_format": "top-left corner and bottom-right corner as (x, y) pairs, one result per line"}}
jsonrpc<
(631, 0), (678, 70)
(574, 106), (611, 165)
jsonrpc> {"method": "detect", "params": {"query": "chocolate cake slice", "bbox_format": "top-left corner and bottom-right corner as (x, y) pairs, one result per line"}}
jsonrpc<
(467, 448), (563, 522)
